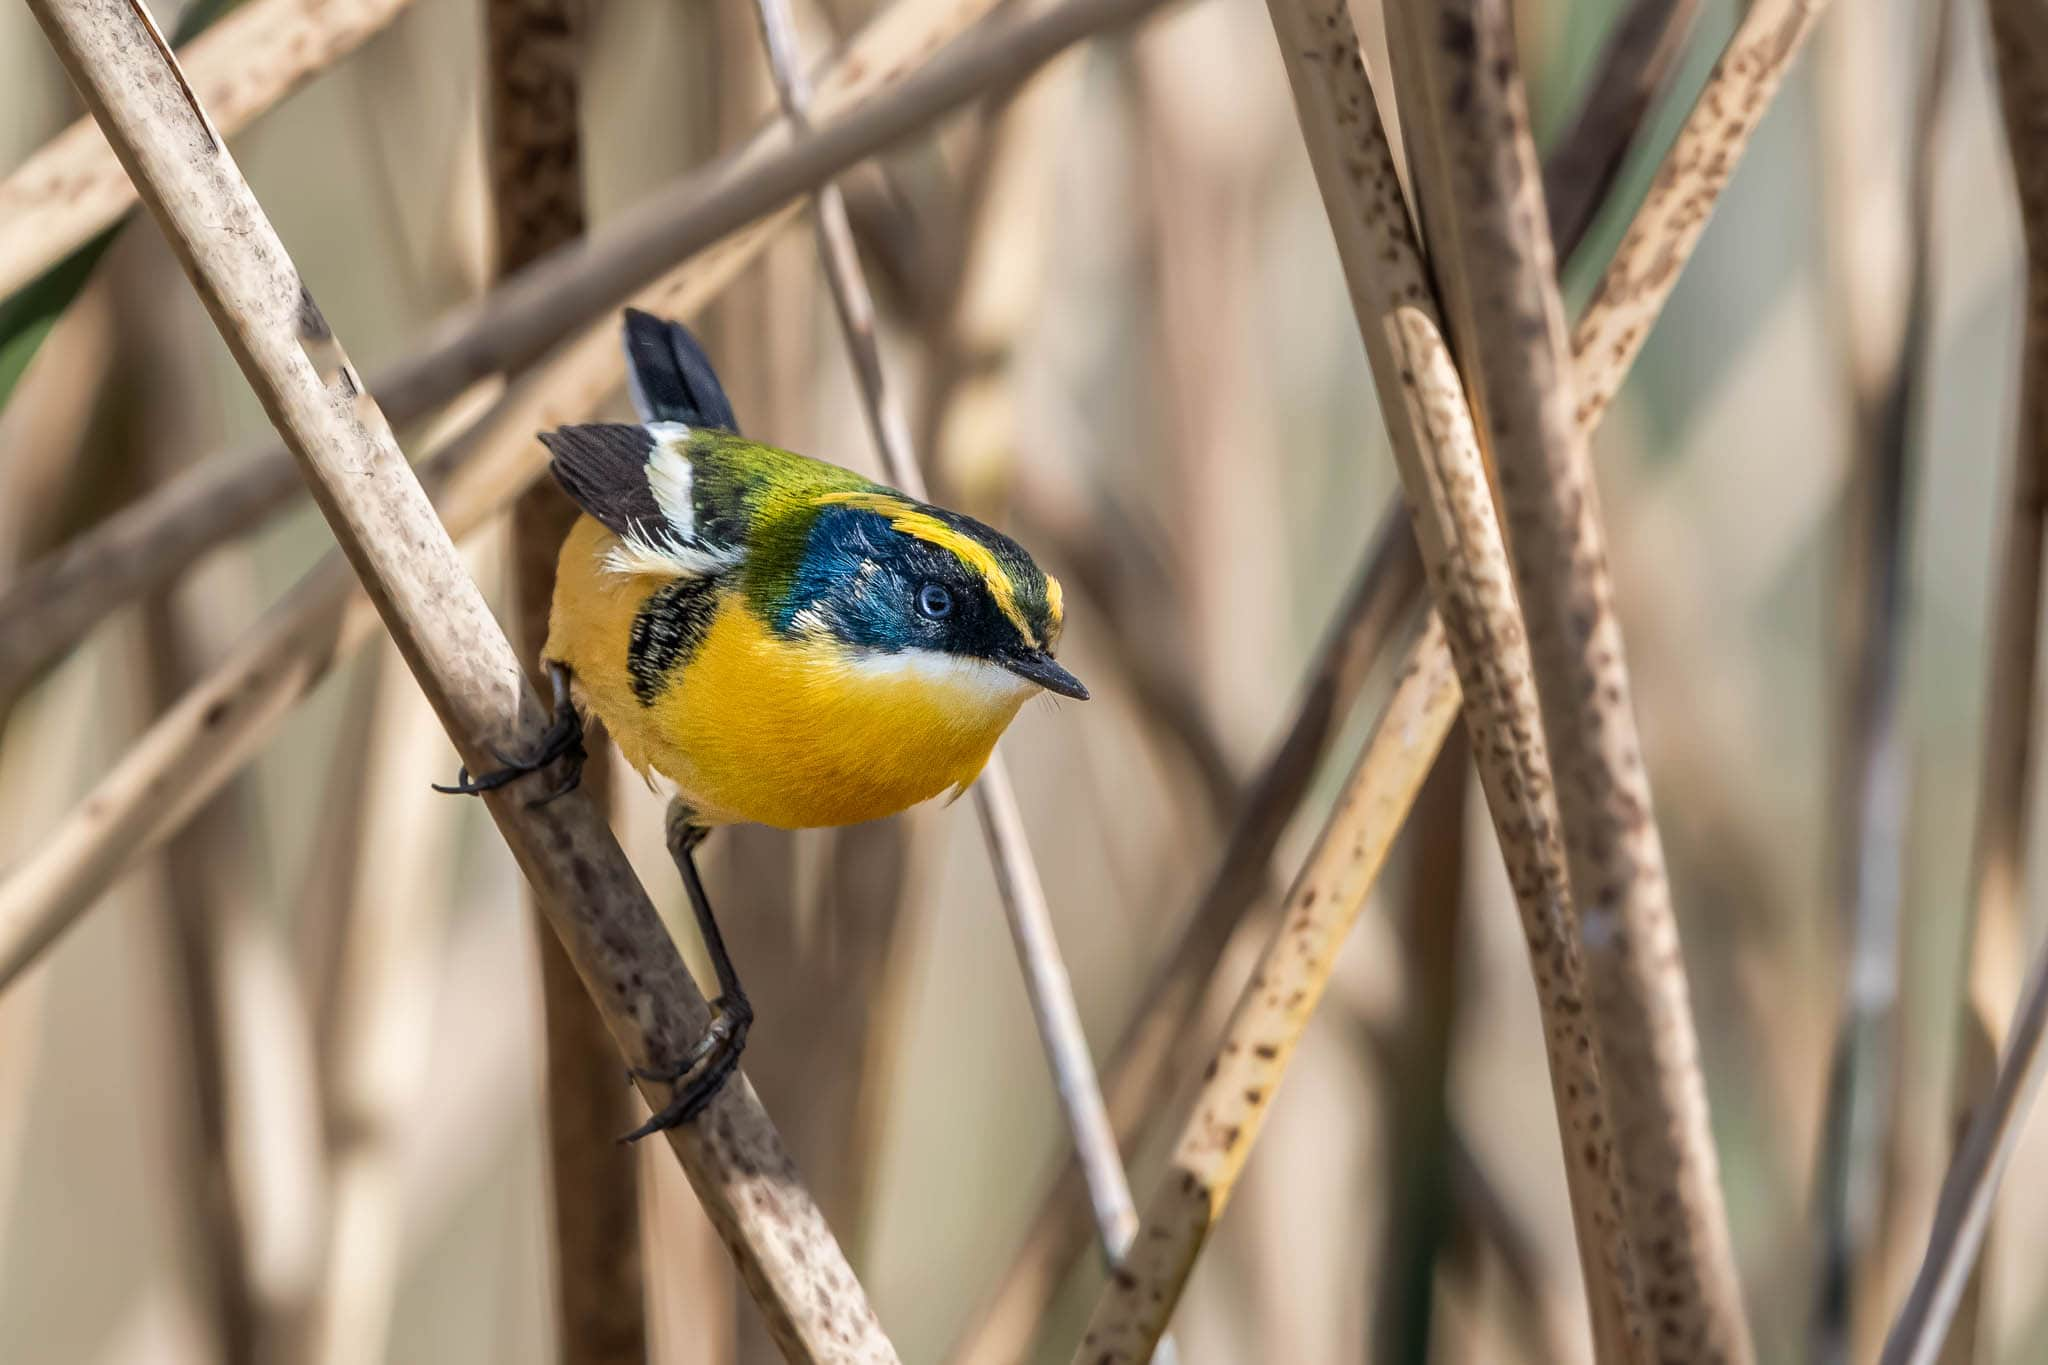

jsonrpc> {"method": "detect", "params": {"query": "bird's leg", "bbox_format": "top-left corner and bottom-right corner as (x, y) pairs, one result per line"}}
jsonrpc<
(620, 804), (754, 1140)
(433, 660), (586, 806)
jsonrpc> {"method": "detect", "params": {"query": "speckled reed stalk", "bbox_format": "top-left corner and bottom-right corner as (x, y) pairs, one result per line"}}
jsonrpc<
(1070, 620), (1463, 1363)
(1901, 0), (2048, 1357)
(747, 0), (1152, 1301)
(1386, 0), (1753, 1354)
(949, 511), (1427, 1365)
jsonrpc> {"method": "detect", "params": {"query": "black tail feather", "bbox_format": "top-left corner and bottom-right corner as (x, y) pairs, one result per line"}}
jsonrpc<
(622, 308), (740, 434)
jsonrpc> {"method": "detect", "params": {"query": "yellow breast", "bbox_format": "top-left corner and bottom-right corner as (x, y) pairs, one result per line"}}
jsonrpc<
(545, 516), (1033, 829)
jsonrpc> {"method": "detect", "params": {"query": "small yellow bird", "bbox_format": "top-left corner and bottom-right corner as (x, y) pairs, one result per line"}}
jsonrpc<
(441, 308), (1085, 1133)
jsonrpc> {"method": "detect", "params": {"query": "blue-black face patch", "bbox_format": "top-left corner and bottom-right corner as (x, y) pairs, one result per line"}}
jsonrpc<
(779, 503), (1023, 660)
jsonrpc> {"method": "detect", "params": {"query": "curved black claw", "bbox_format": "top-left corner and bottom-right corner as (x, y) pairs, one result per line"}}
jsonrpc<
(620, 994), (754, 1141)
(433, 662), (585, 807)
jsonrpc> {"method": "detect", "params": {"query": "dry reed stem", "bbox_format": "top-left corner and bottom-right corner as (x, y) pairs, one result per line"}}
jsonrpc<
(1271, 0), (1646, 1354)
(25, 0), (894, 1353)
(1540, 0), (1700, 267)
(1811, 0), (1953, 1354)
(1081, 7), (1656, 1348)
(0, 0), (419, 300)
(947, 507), (1425, 1365)
(1388, 0), (1749, 1355)
(0, 0), (1094, 988)
(1569, 0), (1828, 434)
(1939, 0), (2048, 1355)
(480, 0), (646, 1356)
(965, 0), (1825, 1339)
(1389, 317), (1643, 1354)
(1881, 936), (2048, 1365)
(750, 0), (1149, 1282)
(0, 0), (1166, 710)
(1069, 618), (1463, 1364)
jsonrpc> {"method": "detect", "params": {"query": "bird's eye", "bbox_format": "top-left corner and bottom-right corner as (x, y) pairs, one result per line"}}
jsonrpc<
(917, 583), (953, 620)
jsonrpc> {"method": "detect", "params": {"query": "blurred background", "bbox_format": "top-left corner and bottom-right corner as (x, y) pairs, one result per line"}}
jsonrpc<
(0, 0), (2039, 1360)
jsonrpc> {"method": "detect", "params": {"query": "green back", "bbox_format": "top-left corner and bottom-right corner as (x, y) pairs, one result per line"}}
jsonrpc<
(683, 430), (883, 612)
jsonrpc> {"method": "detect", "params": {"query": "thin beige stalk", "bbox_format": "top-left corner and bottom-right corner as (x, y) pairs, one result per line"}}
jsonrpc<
(1388, 0), (1749, 1356)
(1881, 938), (2048, 1365)
(1077, 10), (1654, 1344)
(1069, 618), (1463, 1364)
(1570, 0), (1829, 434)
(1811, 0), (1953, 1355)
(0, 0), (419, 299)
(1387, 309), (1643, 1356)
(24, 0), (895, 1352)
(1273, 0), (1667, 1352)
(0, 0), (1168, 710)
(948, 506), (1426, 1365)
(748, 0), (1149, 1282)
(1941, 2), (2048, 1361)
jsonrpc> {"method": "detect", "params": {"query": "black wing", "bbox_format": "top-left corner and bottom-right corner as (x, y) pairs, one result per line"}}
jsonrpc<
(541, 423), (665, 542)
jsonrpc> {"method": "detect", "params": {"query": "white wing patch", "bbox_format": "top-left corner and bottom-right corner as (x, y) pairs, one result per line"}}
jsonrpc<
(601, 423), (744, 579)
(644, 422), (697, 536)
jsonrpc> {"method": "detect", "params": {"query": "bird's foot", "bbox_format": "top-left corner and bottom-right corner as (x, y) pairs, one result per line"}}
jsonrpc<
(433, 663), (585, 806)
(620, 992), (754, 1140)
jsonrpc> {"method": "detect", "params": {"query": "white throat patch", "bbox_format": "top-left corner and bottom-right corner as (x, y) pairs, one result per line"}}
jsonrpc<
(839, 647), (1036, 709)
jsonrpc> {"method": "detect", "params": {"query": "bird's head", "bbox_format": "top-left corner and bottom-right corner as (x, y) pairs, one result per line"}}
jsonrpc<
(770, 490), (1088, 701)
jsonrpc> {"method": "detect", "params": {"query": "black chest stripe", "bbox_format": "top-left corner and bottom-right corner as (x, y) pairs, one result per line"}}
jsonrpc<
(628, 578), (720, 705)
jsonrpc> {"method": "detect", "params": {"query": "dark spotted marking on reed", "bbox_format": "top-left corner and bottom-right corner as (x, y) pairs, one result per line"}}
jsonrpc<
(296, 285), (332, 342)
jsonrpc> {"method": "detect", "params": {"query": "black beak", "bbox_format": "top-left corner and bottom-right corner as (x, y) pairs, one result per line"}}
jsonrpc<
(1004, 648), (1089, 700)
